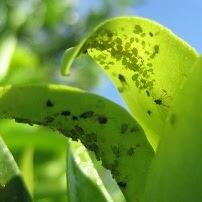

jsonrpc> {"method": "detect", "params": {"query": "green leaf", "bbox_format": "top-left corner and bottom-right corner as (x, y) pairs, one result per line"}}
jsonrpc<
(88, 152), (126, 202)
(0, 84), (154, 202)
(67, 141), (111, 202)
(34, 153), (67, 201)
(0, 120), (68, 200)
(0, 34), (16, 81)
(143, 57), (202, 202)
(0, 136), (32, 202)
(0, 44), (46, 85)
(20, 147), (34, 195)
(0, 120), (67, 152)
(61, 16), (199, 148)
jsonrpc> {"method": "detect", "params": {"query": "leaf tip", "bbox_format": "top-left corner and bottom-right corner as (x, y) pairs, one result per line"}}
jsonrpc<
(61, 47), (77, 76)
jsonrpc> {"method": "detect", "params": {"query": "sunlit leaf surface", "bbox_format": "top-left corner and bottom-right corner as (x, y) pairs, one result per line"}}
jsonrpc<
(144, 57), (202, 202)
(62, 17), (198, 148)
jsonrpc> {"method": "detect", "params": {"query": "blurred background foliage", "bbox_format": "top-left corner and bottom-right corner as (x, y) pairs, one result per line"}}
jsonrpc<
(0, 0), (140, 201)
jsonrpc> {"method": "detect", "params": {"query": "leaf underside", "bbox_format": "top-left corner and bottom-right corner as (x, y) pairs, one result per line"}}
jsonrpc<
(0, 84), (154, 202)
(61, 16), (199, 149)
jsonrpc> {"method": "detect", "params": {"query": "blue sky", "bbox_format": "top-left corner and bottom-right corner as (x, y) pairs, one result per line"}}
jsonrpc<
(134, 0), (202, 52)
(82, 0), (202, 106)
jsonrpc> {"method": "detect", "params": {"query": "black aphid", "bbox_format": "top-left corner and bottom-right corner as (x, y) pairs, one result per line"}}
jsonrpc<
(118, 181), (127, 188)
(147, 110), (152, 115)
(72, 116), (78, 120)
(61, 111), (71, 116)
(154, 98), (162, 105)
(97, 116), (108, 124)
(80, 111), (94, 119)
(118, 74), (126, 83)
(46, 99), (54, 107)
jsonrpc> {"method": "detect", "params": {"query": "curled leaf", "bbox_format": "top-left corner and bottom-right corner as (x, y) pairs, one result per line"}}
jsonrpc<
(0, 84), (154, 202)
(61, 16), (199, 148)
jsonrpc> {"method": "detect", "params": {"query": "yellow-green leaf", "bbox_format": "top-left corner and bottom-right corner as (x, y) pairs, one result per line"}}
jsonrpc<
(144, 57), (202, 202)
(61, 16), (198, 149)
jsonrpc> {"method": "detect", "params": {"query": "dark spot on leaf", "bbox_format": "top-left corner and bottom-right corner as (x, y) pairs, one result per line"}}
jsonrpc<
(118, 74), (126, 83)
(150, 45), (160, 59)
(80, 111), (94, 119)
(154, 45), (159, 53)
(74, 125), (85, 136)
(130, 37), (134, 43)
(147, 110), (152, 115)
(146, 90), (150, 96)
(154, 98), (162, 105)
(46, 99), (54, 107)
(132, 74), (138, 81)
(115, 37), (122, 44)
(104, 163), (111, 170)
(86, 132), (97, 143)
(70, 128), (79, 141)
(127, 147), (135, 156)
(97, 116), (108, 124)
(111, 146), (120, 158)
(170, 113), (177, 126)
(131, 47), (138, 55)
(149, 32), (154, 37)
(72, 116), (78, 120)
(15, 118), (33, 126)
(88, 143), (100, 160)
(118, 181), (127, 188)
(121, 123), (128, 134)
(61, 111), (71, 116)
(110, 160), (119, 176)
(130, 126), (139, 133)
(134, 25), (143, 34)
(125, 42), (131, 49)
(107, 31), (114, 37)
(58, 128), (69, 136)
